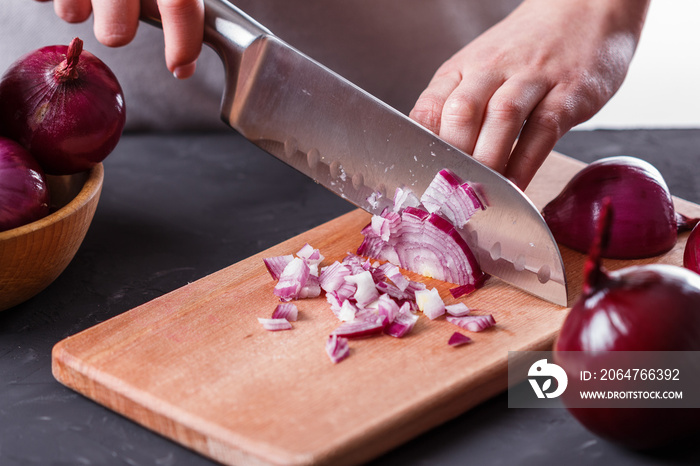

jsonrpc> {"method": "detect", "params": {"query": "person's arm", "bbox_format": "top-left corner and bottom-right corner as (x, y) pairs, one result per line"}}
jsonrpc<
(41, 0), (204, 79)
(409, 0), (651, 190)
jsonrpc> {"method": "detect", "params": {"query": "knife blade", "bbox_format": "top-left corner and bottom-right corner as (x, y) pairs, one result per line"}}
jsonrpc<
(144, 0), (568, 306)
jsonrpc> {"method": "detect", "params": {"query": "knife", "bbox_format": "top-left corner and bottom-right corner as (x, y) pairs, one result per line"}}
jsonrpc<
(141, 0), (568, 306)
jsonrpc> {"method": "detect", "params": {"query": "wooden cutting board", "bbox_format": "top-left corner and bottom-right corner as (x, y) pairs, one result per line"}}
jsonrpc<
(52, 152), (700, 466)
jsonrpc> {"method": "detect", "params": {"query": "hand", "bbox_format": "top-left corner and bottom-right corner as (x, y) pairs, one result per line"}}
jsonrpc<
(409, 0), (650, 190)
(38, 0), (204, 79)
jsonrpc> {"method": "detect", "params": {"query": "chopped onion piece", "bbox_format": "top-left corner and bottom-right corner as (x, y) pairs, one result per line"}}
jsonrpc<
(376, 293), (400, 325)
(338, 299), (358, 322)
(385, 303), (419, 338)
(420, 169), (483, 228)
(366, 191), (382, 210)
(393, 187), (420, 212)
(299, 274), (321, 299)
(345, 270), (380, 308)
(258, 317), (293, 331)
(446, 314), (496, 332)
(319, 261), (351, 293)
(274, 257), (310, 301)
(332, 317), (385, 339)
(415, 288), (445, 320)
(326, 334), (350, 364)
(272, 303), (298, 321)
(377, 262), (410, 291)
(297, 243), (324, 264)
(448, 332), (472, 346)
(449, 273), (489, 298)
(263, 254), (294, 281)
(445, 302), (471, 317)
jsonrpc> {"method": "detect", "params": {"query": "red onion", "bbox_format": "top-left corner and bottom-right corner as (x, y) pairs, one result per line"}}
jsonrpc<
(272, 303), (298, 321)
(0, 37), (125, 175)
(257, 318), (293, 331)
(446, 314), (496, 332)
(420, 169), (484, 228)
(542, 156), (698, 259)
(326, 335), (350, 364)
(554, 199), (700, 448)
(415, 288), (445, 320)
(683, 223), (700, 274)
(0, 136), (50, 231)
(448, 332), (472, 347)
(445, 303), (471, 317)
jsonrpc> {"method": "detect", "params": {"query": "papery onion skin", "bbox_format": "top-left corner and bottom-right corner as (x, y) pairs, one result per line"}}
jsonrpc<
(542, 156), (694, 259)
(0, 37), (125, 175)
(0, 136), (50, 231)
(555, 201), (700, 449)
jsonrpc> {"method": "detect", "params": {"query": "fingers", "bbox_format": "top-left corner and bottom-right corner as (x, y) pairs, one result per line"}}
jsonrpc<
(505, 87), (591, 190)
(90, 0), (140, 47)
(157, 0), (204, 79)
(53, 0), (92, 23)
(471, 77), (548, 175)
(409, 70), (462, 135)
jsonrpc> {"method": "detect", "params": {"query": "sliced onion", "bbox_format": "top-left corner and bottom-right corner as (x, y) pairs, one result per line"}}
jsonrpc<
(445, 302), (471, 317)
(298, 273), (321, 299)
(326, 334), (350, 363)
(420, 169), (484, 228)
(258, 317), (293, 331)
(319, 261), (351, 293)
(446, 314), (496, 332)
(272, 303), (298, 321)
(415, 288), (445, 320)
(448, 332), (472, 347)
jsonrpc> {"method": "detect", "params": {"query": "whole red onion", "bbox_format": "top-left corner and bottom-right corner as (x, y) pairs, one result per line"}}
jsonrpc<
(683, 223), (700, 274)
(542, 156), (697, 259)
(0, 37), (125, 175)
(554, 200), (700, 448)
(0, 136), (50, 232)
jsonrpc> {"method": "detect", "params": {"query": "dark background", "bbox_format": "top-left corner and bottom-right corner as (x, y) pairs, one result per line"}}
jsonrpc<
(2, 129), (699, 465)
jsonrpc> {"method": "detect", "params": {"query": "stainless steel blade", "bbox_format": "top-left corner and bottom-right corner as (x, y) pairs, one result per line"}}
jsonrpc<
(199, 0), (567, 306)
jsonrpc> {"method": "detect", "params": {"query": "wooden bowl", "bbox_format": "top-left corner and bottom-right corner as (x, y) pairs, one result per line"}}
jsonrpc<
(0, 164), (104, 311)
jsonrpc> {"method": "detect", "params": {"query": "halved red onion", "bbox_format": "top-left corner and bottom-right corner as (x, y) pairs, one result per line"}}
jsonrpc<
(258, 317), (293, 331)
(543, 156), (699, 259)
(445, 302), (471, 317)
(263, 254), (294, 281)
(448, 332), (472, 347)
(446, 314), (496, 332)
(358, 207), (483, 286)
(420, 169), (484, 228)
(272, 303), (299, 321)
(415, 287), (445, 320)
(326, 334), (350, 363)
(274, 257), (310, 302)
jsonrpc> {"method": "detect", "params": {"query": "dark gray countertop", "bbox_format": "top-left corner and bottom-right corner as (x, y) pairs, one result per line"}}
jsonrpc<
(2, 129), (699, 465)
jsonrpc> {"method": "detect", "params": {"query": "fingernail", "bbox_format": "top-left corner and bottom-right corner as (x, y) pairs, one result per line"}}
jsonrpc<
(173, 61), (197, 79)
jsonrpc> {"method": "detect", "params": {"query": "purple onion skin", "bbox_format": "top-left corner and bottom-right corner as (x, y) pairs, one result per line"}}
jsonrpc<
(542, 156), (683, 259)
(0, 38), (125, 175)
(0, 136), (50, 231)
(683, 223), (700, 274)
